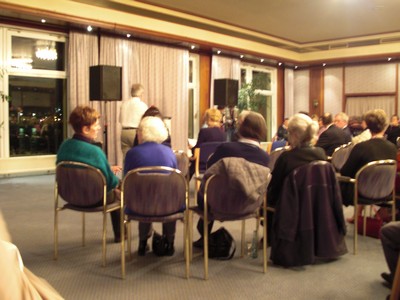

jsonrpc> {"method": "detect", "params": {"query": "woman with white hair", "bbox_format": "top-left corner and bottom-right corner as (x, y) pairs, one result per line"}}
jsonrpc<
(124, 116), (177, 256)
(267, 113), (327, 207)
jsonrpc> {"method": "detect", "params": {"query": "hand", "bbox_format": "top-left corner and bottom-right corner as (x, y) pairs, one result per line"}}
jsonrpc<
(111, 165), (122, 174)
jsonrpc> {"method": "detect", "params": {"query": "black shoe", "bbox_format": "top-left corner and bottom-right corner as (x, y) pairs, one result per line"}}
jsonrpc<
(164, 242), (175, 256)
(193, 237), (204, 248)
(138, 240), (149, 256)
(114, 232), (127, 243)
(381, 272), (393, 288)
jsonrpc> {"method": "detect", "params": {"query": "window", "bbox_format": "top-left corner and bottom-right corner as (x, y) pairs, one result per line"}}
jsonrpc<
(188, 54), (199, 139)
(240, 64), (276, 141)
(3, 29), (67, 157)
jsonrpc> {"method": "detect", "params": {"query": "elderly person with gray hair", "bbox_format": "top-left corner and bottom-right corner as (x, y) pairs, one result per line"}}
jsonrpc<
(267, 113), (327, 207)
(124, 116), (177, 256)
(119, 83), (148, 159)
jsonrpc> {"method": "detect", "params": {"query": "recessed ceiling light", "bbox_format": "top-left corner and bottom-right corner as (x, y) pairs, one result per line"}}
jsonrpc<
(260, 58), (264, 62)
(126, 33), (131, 38)
(322, 63), (326, 67)
(191, 45), (195, 50)
(388, 57), (392, 61)
(87, 25), (93, 32)
(217, 50), (221, 54)
(240, 55), (244, 59)
(41, 19), (46, 23)
(295, 66), (298, 69)
(278, 62), (282, 66)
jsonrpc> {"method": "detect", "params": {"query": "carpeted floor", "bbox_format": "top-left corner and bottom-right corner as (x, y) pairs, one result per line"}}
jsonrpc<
(0, 174), (393, 299)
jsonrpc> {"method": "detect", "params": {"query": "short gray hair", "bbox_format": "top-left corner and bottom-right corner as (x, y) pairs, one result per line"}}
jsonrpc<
(288, 113), (319, 148)
(138, 116), (168, 144)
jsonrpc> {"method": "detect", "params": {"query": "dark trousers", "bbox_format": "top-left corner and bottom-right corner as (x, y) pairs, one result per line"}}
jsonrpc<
(196, 192), (214, 237)
(381, 221), (400, 277)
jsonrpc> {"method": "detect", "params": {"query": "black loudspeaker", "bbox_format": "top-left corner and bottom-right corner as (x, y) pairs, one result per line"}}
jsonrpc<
(214, 79), (239, 107)
(90, 65), (122, 101)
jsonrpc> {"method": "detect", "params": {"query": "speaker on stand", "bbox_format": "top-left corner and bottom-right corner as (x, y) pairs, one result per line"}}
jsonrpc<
(89, 65), (122, 156)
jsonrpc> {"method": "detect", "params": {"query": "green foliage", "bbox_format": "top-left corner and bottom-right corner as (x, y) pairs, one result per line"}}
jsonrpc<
(237, 78), (266, 113)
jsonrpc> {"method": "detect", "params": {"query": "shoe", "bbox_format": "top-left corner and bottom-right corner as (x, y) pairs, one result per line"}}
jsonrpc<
(164, 242), (175, 256)
(138, 240), (149, 256)
(193, 237), (204, 248)
(381, 272), (393, 288)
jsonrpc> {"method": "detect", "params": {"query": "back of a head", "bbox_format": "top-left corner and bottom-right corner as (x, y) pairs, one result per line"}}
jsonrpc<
(206, 108), (222, 125)
(335, 112), (349, 124)
(238, 111), (267, 141)
(69, 106), (99, 133)
(142, 106), (163, 119)
(138, 116), (168, 144)
(364, 109), (388, 134)
(131, 83), (144, 97)
(321, 113), (333, 126)
(288, 113), (318, 148)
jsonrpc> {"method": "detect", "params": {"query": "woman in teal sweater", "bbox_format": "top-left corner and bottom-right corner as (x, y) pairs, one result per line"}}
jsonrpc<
(56, 106), (122, 242)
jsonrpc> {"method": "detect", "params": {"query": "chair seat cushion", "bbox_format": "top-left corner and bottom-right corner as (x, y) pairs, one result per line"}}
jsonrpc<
(63, 201), (120, 212)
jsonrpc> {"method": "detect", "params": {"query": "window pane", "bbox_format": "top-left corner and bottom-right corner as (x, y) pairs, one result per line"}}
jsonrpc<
(11, 36), (65, 71)
(9, 76), (65, 156)
(252, 71), (271, 91)
(240, 69), (246, 87)
(188, 88), (194, 138)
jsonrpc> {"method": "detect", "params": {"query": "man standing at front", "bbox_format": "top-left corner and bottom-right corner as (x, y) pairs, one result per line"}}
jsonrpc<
(119, 83), (148, 159)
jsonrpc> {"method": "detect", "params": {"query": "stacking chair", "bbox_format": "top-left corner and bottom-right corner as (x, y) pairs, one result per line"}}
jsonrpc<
(338, 159), (397, 254)
(390, 256), (400, 300)
(331, 142), (353, 172)
(120, 166), (189, 279)
(193, 141), (223, 191)
(54, 161), (121, 267)
(267, 146), (289, 172)
(174, 150), (190, 181)
(190, 157), (271, 280)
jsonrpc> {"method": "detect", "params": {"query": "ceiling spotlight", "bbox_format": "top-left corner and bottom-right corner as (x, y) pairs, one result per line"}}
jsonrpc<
(295, 66), (298, 69)
(260, 58), (264, 62)
(191, 45), (196, 50)
(41, 19), (46, 23)
(278, 62), (282, 66)
(217, 50), (221, 54)
(240, 55), (244, 59)
(87, 25), (93, 32)
(126, 33), (131, 38)
(388, 57), (392, 61)
(322, 63), (326, 67)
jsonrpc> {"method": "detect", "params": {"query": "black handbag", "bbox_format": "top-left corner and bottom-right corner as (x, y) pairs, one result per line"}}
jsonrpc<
(208, 227), (236, 260)
(152, 231), (168, 256)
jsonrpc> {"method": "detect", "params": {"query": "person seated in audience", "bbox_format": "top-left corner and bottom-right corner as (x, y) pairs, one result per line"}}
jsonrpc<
(56, 106), (122, 243)
(334, 112), (352, 142)
(193, 111), (270, 247)
(340, 109), (397, 222)
(189, 108), (226, 178)
(266, 113), (327, 240)
(124, 116), (177, 256)
(352, 116), (371, 145)
(348, 115), (364, 137)
(0, 210), (64, 299)
(132, 105), (171, 148)
(385, 114), (400, 146)
(380, 221), (400, 289)
(316, 112), (349, 156)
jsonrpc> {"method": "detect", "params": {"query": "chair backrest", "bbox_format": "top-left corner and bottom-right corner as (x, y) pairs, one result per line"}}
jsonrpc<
(122, 166), (187, 216)
(203, 157), (271, 220)
(331, 142), (354, 172)
(55, 161), (106, 207)
(268, 146), (289, 172)
(355, 159), (397, 200)
(195, 141), (224, 174)
(173, 150), (190, 178)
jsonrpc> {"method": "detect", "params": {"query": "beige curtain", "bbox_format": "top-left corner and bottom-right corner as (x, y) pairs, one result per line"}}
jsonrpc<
(345, 96), (395, 118)
(68, 33), (189, 166)
(68, 32), (99, 138)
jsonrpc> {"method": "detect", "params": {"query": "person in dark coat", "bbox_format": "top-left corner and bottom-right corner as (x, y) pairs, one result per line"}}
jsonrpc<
(316, 112), (349, 156)
(334, 112), (352, 143)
